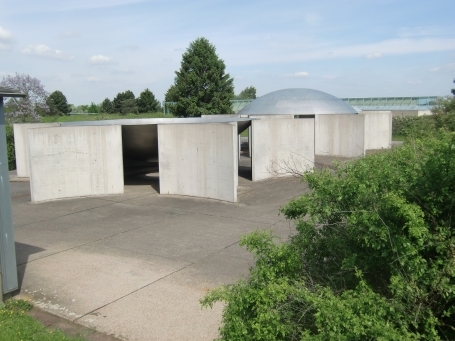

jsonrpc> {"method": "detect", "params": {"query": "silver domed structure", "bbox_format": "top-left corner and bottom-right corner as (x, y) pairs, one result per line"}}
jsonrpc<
(238, 88), (358, 116)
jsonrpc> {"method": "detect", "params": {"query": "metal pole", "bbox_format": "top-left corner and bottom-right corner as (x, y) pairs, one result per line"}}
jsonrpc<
(0, 97), (18, 297)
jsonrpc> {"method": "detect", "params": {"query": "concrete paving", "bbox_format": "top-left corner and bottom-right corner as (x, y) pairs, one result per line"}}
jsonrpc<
(10, 155), (307, 341)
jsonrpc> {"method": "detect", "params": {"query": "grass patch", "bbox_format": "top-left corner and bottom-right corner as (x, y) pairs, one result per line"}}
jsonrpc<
(41, 112), (173, 123)
(240, 129), (249, 137)
(0, 299), (85, 341)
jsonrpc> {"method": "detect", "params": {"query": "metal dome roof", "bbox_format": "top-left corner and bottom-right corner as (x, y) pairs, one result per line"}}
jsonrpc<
(238, 88), (358, 115)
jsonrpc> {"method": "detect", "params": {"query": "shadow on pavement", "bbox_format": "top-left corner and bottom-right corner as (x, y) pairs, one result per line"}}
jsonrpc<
(15, 242), (45, 290)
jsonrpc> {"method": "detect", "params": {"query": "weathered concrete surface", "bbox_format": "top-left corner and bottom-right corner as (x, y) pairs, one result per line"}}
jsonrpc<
(28, 125), (124, 202)
(13, 123), (59, 177)
(158, 123), (238, 202)
(361, 111), (392, 150)
(11, 158), (305, 341)
(389, 109), (432, 117)
(315, 114), (365, 157)
(248, 114), (294, 119)
(251, 118), (314, 181)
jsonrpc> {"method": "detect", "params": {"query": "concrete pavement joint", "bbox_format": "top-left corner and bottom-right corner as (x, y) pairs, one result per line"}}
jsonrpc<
(72, 239), (242, 324)
(16, 213), (191, 266)
(15, 201), (117, 228)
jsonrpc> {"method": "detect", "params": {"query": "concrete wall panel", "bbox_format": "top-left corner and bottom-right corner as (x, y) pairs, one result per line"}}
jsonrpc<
(158, 123), (238, 202)
(248, 114), (294, 119)
(28, 126), (124, 202)
(13, 123), (59, 177)
(315, 115), (365, 157)
(251, 118), (314, 181)
(362, 112), (392, 150)
(389, 109), (432, 117)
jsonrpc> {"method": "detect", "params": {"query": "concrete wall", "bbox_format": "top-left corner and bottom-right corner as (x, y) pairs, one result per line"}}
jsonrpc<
(361, 111), (392, 150)
(13, 123), (59, 177)
(251, 118), (314, 181)
(390, 110), (432, 117)
(28, 125), (124, 202)
(158, 123), (238, 202)
(315, 115), (365, 157)
(248, 114), (294, 119)
(200, 114), (239, 119)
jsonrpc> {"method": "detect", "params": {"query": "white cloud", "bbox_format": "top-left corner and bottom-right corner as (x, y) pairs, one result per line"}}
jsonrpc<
(87, 76), (100, 82)
(292, 71), (309, 77)
(21, 44), (74, 60)
(9, 0), (149, 12)
(229, 37), (455, 67)
(398, 26), (442, 38)
(0, 26), (13, 50)
(90, 55), (115, 64)
(428, 63), (455, 73)
(365, 51), (383, 59)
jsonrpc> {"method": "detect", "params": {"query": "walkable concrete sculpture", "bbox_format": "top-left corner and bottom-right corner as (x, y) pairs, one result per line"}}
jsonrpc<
(14, 88), (391, 203)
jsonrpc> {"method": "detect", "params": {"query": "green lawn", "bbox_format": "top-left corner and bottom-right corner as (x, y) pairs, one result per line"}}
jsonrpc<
(0, 300), (85, 341)
(41, 112), (173, 123)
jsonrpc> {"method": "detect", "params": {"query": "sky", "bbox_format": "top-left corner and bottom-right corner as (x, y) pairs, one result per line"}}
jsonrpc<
(1, 0), (454, 105)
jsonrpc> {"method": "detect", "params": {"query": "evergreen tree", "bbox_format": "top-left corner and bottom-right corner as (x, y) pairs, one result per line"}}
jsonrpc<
(235, 86), (257, 100)
(171, 37), (234, 117)
(137, 88), (160, 113)
(46, 90), (71, 116)
(100, 98), (114, 114)
(113, 90), (135, 113)
(164, 85), (178, 102)
(121, 98), (138, 114)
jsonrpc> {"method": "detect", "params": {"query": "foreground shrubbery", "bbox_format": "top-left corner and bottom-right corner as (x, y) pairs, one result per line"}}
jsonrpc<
(202, 130), (455, 340)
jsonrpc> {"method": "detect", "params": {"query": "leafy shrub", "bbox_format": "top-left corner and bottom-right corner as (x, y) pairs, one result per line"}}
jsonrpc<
(202, 131), (455, 340)
(6, 125), (16, 170)
(393, 97), (455, 139)
(392, 115), (435, 138)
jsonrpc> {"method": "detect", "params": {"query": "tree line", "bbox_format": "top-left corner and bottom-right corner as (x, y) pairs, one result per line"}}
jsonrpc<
(99, 88), (161, 114)
(0, 73), (163, 120)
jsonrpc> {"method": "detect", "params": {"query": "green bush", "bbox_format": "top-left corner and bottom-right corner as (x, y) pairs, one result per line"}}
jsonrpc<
(392, 115), (435, 138)
(202, 131), (455, 340)
(392, 97), (455, 139)
(6, 125), (15, 170)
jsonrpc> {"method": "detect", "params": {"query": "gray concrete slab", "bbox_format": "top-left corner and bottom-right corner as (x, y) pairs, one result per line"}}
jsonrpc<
(11, 170), (310, 341)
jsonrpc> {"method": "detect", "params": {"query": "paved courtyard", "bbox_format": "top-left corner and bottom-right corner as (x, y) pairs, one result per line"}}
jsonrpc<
(10, 157), (308, 341)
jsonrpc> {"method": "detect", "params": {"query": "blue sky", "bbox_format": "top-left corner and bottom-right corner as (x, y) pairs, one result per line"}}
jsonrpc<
(1, 0), (454, 105)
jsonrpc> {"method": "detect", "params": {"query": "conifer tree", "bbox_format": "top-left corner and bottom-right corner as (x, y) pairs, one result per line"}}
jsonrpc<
(137, 88), (160, 113)
(171, 37), (234, 117)
(46, 90), (71, 116)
